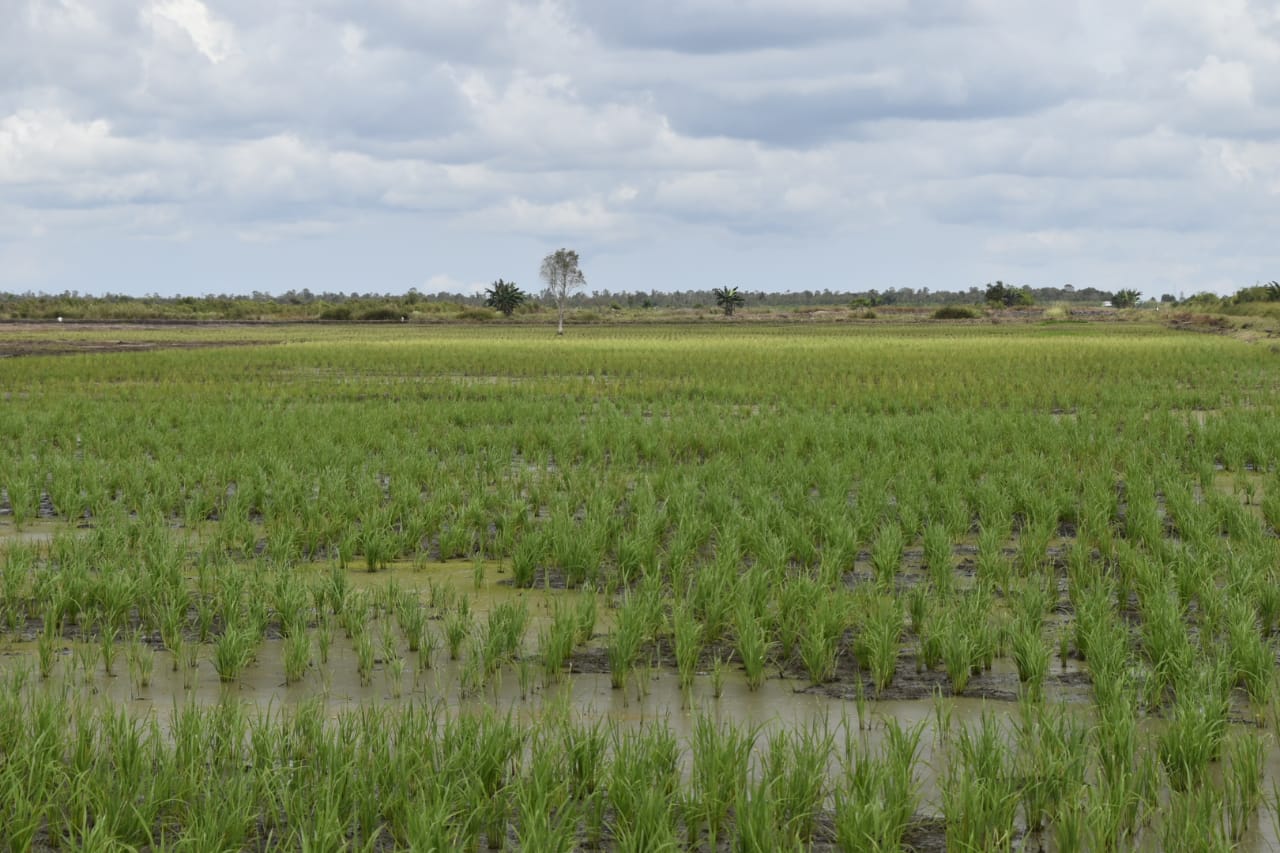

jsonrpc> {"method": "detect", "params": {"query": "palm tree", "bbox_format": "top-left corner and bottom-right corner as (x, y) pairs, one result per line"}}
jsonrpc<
(712, 286), (746, 317)
(484, 279), (526, 317)
(1112, 289), (1140, 309)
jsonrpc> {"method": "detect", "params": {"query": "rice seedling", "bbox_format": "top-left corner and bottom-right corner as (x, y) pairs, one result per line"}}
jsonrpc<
(575, 589), (597, 644)
(444, 606), (473, 661)
(538, 602), (577, 684)
(213, 624), (256, 682)
(1009, 616), (1049, 700)
(98, 621), (120, 677)
(762, 719), (835, 846)
(1160, 785), (1230, 853)
(1014, 698), (1088, 833)
(870, 522), (904, 588)
(608, 594), (648, 690)
(1223, 730), (1265, 841)
(672, 602), (704, 690)
(859, 592), (903, 693)
(734, 601), (768, 690)
(687, 715), (756, 850)
(315, 611), (334, 664)
(1158, 661), (1230, 792)
(354, 628), (376, 686)
(126, 631), (154, 693)
(711, 652), (726, 698)
(942, 713), (1019, 852)
(284, 626), (311, 685)
(834, 717), (924, 852)
(922, 522), (955, 594)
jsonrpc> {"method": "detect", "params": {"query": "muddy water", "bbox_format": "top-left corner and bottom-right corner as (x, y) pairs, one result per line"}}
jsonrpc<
(0, 518), (74, 545)
(4, 629), (1280, 850)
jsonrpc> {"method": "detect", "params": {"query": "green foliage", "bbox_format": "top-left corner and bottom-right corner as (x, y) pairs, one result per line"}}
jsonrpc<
(932, 304), (980, 319)
(712, 285), (746, 316)
(483, 279), (526, 317)
(1111, 288), (1140, 308)
(984, 280), (1034, 307)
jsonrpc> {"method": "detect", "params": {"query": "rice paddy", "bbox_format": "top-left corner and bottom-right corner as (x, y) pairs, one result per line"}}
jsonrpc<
(2, 319), (1280, 850)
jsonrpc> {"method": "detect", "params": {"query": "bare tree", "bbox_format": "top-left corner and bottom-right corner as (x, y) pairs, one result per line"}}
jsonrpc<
(539, 248), (586, 335)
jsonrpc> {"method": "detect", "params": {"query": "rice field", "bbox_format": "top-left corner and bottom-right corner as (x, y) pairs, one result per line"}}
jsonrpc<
(2, 319), (1280, 850)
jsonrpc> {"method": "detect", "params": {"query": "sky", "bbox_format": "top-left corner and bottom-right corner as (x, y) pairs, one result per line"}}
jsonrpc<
(1, 1), (1278, 300)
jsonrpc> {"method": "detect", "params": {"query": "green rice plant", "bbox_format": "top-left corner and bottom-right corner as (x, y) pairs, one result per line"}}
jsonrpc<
(941, 611), (978, 695)
(775, 576), (821, 659)
(386, 653), (405, 698)
(687, 715), (756, 850)
(690, 552), (737, 644)
(762, 719), (836, 845)
(37, 612), (59, 679)
(611, 776), (678, 853)
(711, 652), (726, 698)
(1223, 730), (1265, 841)
(561, 716), (609, 802)
(609, 724), (679, 849)
(444, 606), (473, 661)
(798, 613), (837, 686)
(539, 602), (577, 683)
(510, 531), (544, 588)
(1008, 616), (1049, 700)
(417, 619), (438, 671)
(942, 713), (1019, 852)
(870, 522), (904, 587)
(1158, 662), (1230, 792)
(575, 589), (597, 644)
(733, 776), (788, 853)
(354, 627), (375, 686)
(213, 624), (256, 682)
(1138, 581), (1193, 706)
(976, 520), (1012, 591)
(1016, 519), (1054, 576)
(859, 593), (903, 693)
(922, 522), (954, 593)
(98, 620), (120, 677)
(284, 626), (310, 685)
(834, 717), (923, 852)
(1014, 698), (1088, 833)
(481, 599), (529, 674)
(734, 601), (768, 690)
(515, 741), (577, 852)
(672, 602), (704, 690)
(1225, 595), (1275, 706)
(798, 592), (846, 685)
(1160, 786), (1230, 853)
(608, 594), (647, 690)
(316, 611), (334, 664)
(126, 632), (154, 692)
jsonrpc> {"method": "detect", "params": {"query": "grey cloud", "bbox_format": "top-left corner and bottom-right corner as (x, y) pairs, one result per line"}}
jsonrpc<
(565, 1), (975, 54)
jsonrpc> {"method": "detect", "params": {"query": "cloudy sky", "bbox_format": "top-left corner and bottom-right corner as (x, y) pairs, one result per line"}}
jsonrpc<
(2, 0), (1278, 299)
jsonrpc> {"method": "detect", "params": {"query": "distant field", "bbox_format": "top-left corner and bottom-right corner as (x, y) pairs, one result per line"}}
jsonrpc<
(1, 320), (1278, 850)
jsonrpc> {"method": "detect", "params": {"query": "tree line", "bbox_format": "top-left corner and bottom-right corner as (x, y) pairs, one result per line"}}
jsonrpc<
(2, 252), (1273, 322)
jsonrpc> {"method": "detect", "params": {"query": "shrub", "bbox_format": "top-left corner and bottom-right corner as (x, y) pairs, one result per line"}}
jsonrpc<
(318, 305), (352, 321)
(932, 305), (979, 320)
(456, 307), (498, 322)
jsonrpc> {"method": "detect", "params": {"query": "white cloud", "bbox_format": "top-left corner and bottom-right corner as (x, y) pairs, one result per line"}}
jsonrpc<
(2, 0), (1280, 298)
(1182, 55), (1254, 107)
(149, 0), (237, 64)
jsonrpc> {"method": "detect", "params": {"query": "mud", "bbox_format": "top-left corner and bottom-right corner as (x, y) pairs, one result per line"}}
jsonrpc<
(0, 335), (267, 359)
